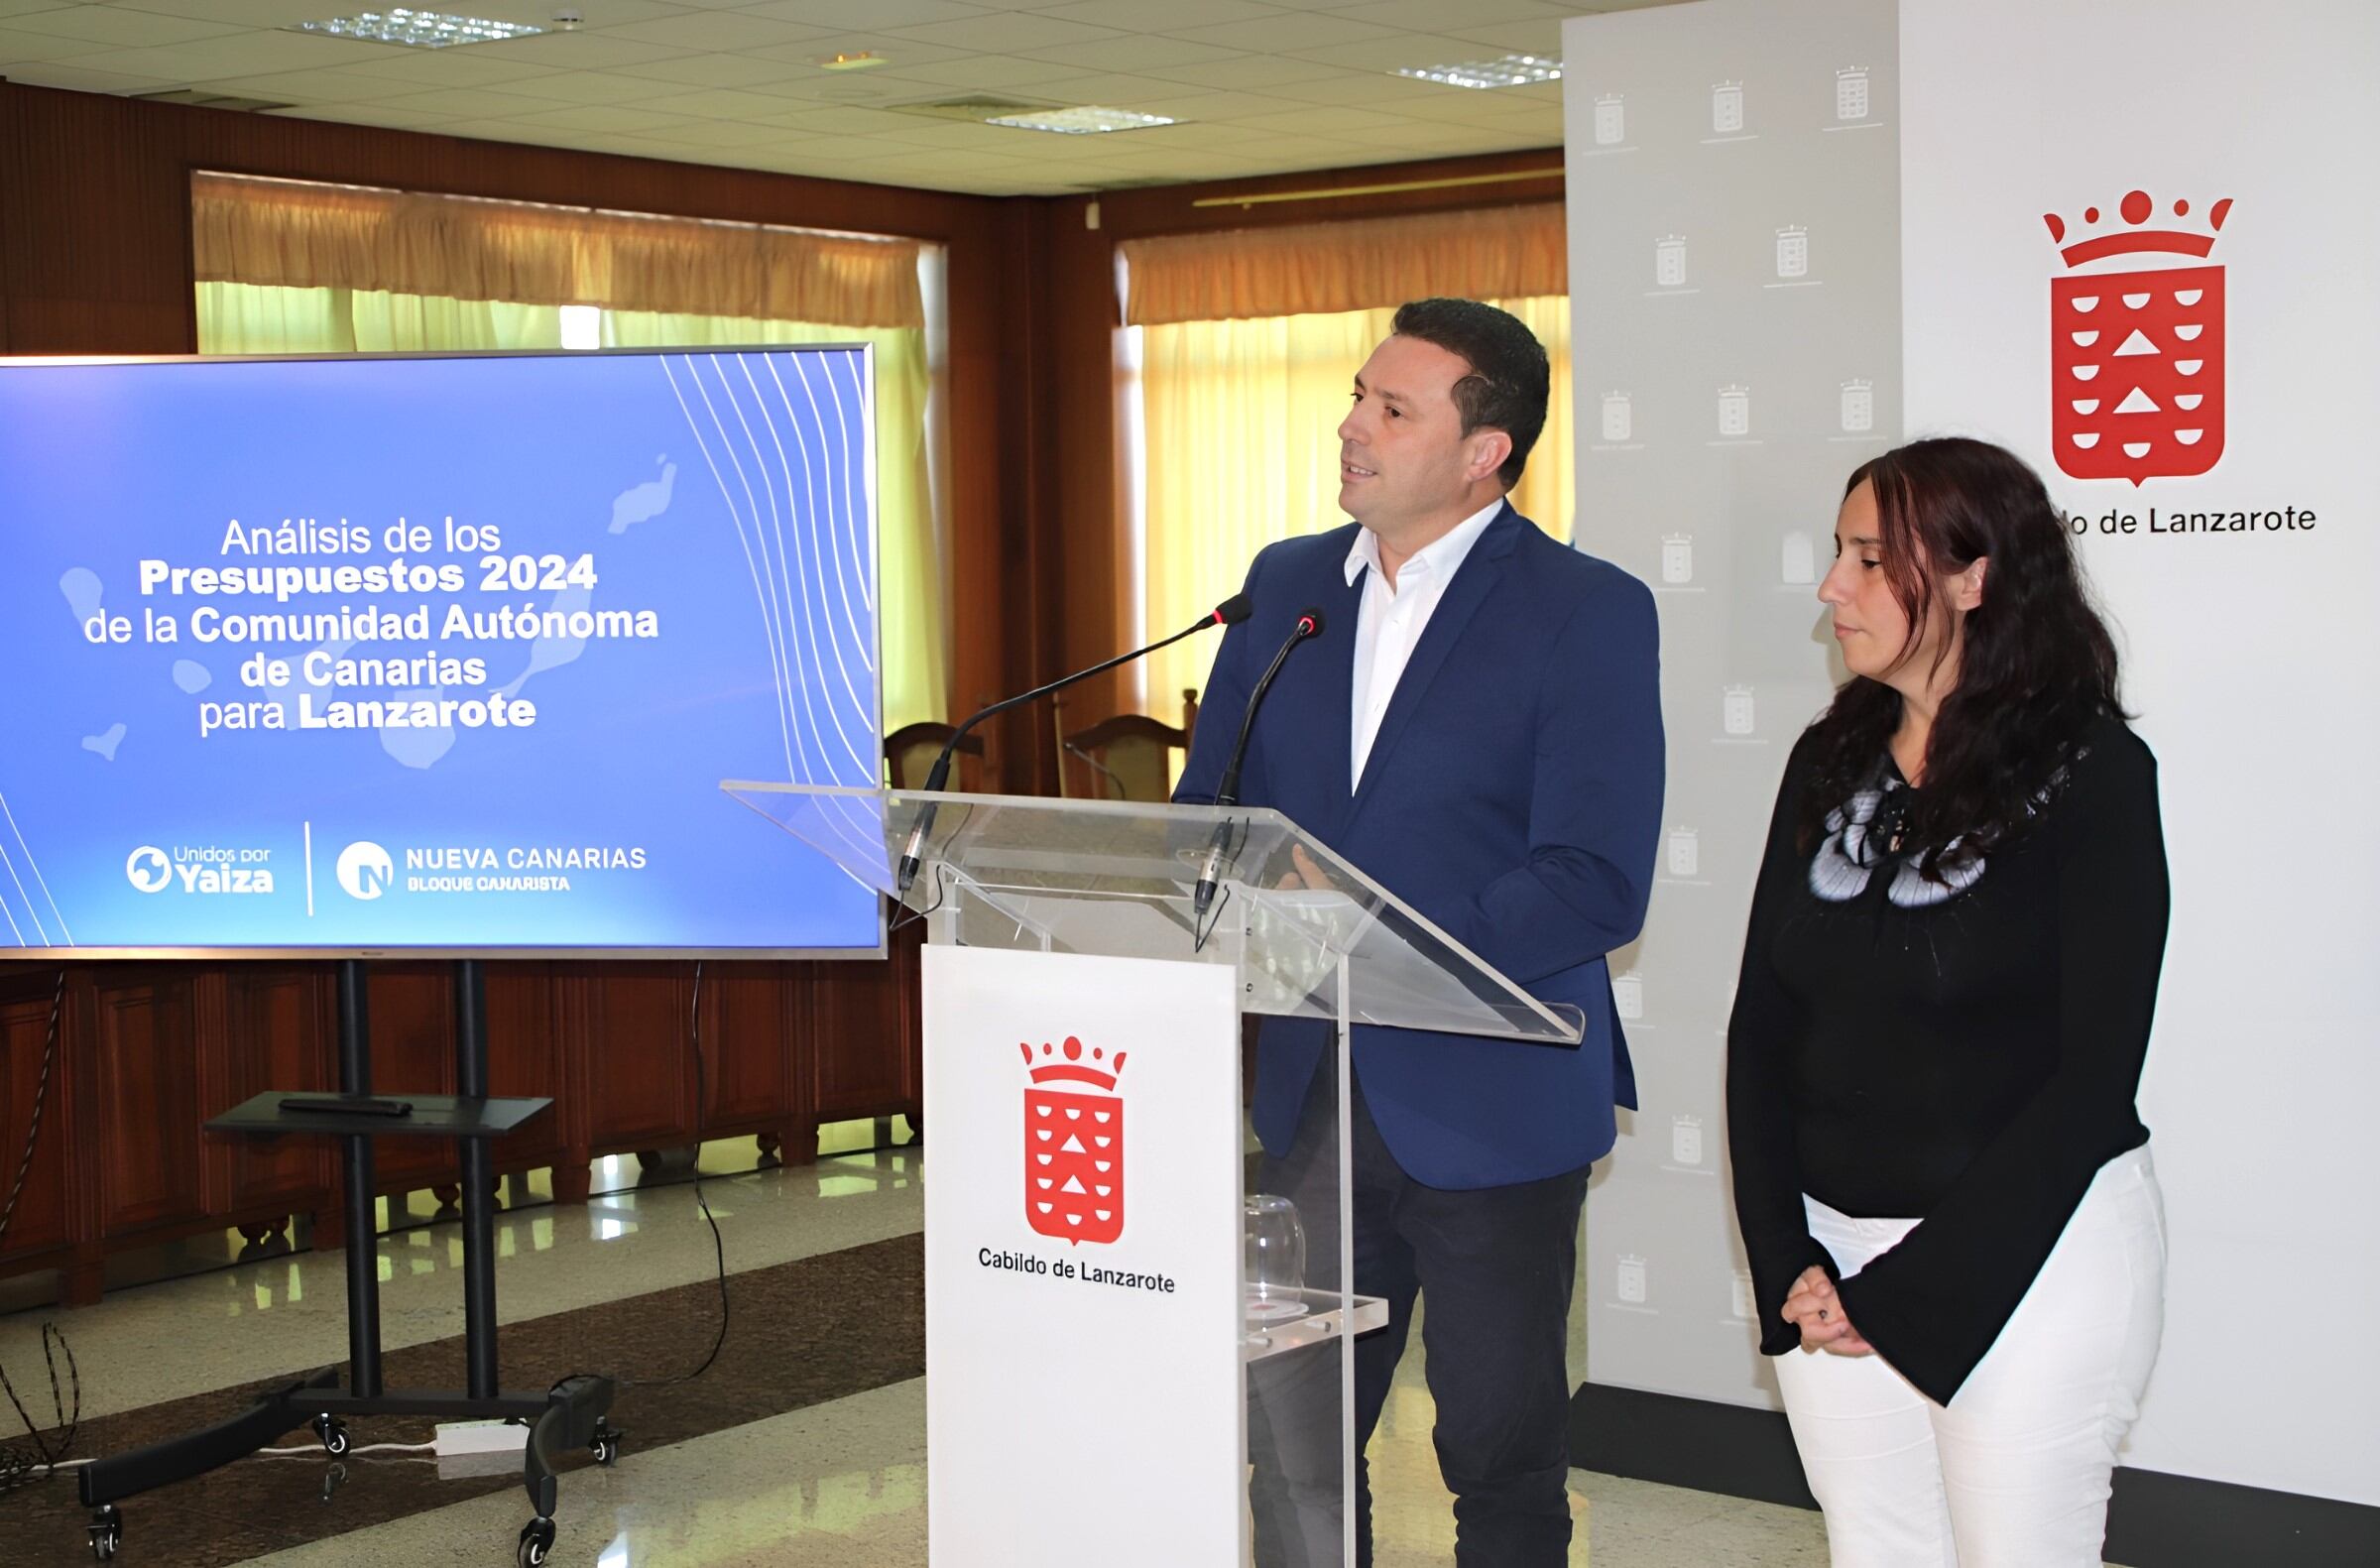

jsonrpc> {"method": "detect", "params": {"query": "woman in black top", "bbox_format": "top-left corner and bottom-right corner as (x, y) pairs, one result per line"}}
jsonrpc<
(1726, 438), (2169, 1566)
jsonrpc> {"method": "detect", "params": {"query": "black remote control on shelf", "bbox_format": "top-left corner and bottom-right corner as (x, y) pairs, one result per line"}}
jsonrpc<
(277, 1095), (416, 1118)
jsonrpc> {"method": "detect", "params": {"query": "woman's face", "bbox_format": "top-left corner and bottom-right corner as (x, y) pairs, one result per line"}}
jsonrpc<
(1820, 480), (1914, 681)
(1819, 479), (1983, 692)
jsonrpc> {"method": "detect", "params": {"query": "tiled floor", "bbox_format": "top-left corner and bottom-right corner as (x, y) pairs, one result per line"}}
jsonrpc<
(0, 1131), (1845, 1564)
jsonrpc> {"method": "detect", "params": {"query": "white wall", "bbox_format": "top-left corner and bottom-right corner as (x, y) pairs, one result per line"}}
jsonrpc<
(1898, 0), (2380, 1506)
(1568, 0), (2380, 1508)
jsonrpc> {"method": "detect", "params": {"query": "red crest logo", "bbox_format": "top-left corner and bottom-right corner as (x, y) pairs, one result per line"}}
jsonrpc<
(1021, 1035), (1125, 1246)
(2046, 188), (2231, 486)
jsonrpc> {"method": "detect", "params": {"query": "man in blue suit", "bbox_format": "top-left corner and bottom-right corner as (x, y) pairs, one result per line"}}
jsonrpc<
(1176, 299), (1663, 1565)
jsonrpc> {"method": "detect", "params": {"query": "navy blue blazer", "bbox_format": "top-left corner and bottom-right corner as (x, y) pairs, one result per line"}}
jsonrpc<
(1175, 503), (1664, 1190)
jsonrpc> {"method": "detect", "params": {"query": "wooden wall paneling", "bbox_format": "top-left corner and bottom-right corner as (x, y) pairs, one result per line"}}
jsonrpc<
(1040, 195), (1134, 733)
(484, 961), (569, 1192)
(0, 972), (76, 1275)
(206, 964), (336, 1239)
(806, 923), (921, 1132)
(691, 960), (799, 1154)
(91, 969), (206, 1240)
(940, 207), (1033, 771)
(567, 963), (697, 1162)
(357, 963), (460, 1197)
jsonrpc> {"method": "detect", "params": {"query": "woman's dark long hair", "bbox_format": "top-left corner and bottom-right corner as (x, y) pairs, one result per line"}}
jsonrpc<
(1799, 437), (2123, 874)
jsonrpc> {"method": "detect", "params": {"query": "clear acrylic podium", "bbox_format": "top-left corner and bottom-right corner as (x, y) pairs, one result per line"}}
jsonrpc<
(724, 782), (1583, 1568)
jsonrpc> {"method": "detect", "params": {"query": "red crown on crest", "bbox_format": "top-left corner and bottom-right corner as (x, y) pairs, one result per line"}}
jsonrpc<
(2044, 188), (2231, 269)
(1019, 1034), (1126, 1092)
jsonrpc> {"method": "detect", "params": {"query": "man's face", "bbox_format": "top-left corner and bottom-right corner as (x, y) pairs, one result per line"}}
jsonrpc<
(1337, 333), (1487, 535)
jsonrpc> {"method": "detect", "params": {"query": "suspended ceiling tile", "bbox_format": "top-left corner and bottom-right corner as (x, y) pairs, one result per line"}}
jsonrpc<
(1118, 119), (1280, 149)
(635, 118), (804, 150)
(876, 119), (1048, 150)
(880, 12), (1128, 54)
(1289, 73), (1465, 107)
(46, 31), (414, 81)
(1129, 54), (1348, 90)
(1008, 34), (1245, 73)
(766, 103), (928, 135)
(474, 68), (695, 106)
(328, 50), (568, 87)
(736, 0), (1000, 28)
(1167, 13), (1409, 51)
(0, 7), (248, 47)
(368, 85), (598, 119)
(483, 31), (705, 71)
(597, 54), (822, 89)
(504, 103), (705, 136)
(282, 101), (460, 131)
(1330, 0), (1575, 29)
(1278, 32), (1503, 72)
(99, 0), (386, 20)
(0, 59), (186, 92)
(746, 33), (969, 69)
(0, 24), (104, 63)
(1041, 0), (1284, 25)
(1386, 90), (1567, 126)
(758, 132), (911, 163)
(596, 13), (837, 53)
(1440, 17), (1569, 55)
(617, 86), (819, 120)
(856, 53), (1096, 89)
(1096, 86), (1310, 119)
(988, 69), (1216, 107)
(1226, 102), (1411, 135)
(850, 146), (1037, 172)
(185, 66), (422, 102)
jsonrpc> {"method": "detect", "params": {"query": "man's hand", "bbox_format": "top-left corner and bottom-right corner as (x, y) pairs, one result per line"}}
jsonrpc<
(1275, 842), (1331, 891)
(1781, 1265), (1873, 1356)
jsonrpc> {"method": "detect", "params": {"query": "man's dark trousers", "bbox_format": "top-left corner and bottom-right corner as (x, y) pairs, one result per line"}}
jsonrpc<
(1249, 1074), (1591, 1567)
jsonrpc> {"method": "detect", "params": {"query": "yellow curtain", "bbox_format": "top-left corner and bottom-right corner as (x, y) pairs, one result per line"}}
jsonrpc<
(196, 281), (562, 353)
(192, 173), (925, 328)
(1137, 295), (1573, 710)
(1122, 204), (1567, 327)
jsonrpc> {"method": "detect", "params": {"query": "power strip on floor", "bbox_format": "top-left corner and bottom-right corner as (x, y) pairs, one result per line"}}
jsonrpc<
(433, 1418), (530, 1457)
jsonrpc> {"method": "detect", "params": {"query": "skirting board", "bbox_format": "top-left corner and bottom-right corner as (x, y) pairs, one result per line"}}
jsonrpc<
(1569, 1382), (2380, 1567)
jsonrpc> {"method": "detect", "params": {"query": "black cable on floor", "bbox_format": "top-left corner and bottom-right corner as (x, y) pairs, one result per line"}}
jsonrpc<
(0, 970), (79, 1490)
(619, 958), (730, 1388)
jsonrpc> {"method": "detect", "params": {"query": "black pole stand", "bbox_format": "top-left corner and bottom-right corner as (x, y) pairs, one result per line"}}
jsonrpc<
(73, 959), (618, 1567)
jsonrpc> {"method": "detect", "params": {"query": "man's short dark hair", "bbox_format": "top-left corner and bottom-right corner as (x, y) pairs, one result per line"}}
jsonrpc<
(1389, 297), (1551, 490)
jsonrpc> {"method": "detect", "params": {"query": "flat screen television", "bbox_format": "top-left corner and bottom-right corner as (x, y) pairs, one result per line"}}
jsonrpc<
(0, 345), (883, 957)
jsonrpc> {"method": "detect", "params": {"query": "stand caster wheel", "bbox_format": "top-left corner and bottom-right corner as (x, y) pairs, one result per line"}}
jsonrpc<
(88, 1506), (122, 1562)
(518, 1516), (556, 1566)
(589, 1419), (623, 1467)
(311, 1413), (351, 1456)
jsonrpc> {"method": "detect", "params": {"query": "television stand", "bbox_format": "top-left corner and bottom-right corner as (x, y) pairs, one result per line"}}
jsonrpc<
(73, 959), (618, 1567)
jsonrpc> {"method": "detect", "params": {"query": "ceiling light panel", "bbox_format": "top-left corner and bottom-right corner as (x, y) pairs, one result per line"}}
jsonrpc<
(985, 105), (1178, 134)
(291, 9), (542, 49)
(1392, 54), (1563, 90)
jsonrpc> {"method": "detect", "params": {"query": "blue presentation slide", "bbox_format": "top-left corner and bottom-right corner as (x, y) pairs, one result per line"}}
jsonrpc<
(0, 347), (882, 954)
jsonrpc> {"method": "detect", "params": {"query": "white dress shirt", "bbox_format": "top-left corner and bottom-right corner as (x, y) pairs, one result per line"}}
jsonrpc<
(1345, 498), (1502, 788)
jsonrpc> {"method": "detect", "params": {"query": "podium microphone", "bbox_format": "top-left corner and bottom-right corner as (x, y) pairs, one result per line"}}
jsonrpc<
(1193, 606), (1326, 922)
(895, 592), (1252, 896)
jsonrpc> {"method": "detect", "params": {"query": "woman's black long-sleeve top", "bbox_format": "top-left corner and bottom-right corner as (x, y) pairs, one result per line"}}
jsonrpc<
(1725, 714), (2169, 1404)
